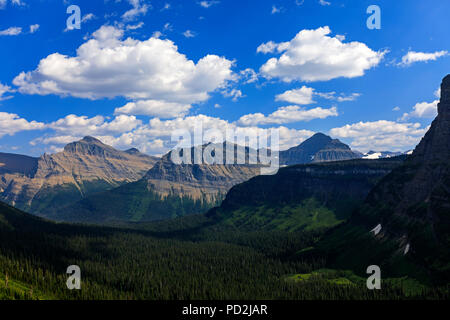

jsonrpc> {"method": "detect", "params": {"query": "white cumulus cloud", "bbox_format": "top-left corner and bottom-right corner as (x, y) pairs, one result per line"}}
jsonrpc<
(238, 105), (338, 126)
(399, 100), (438, 121)
(398, 50), (448, 66)
(258, 26), (385, 82)
(276, 86), (360, 105)
(115, 100), (192, 118)
(48, 114), (142, 136)
(0, 112), (45, 138)
(330, 120), (428, 152)
(13, 25), (235, 106)
(275, 86), (315, 105)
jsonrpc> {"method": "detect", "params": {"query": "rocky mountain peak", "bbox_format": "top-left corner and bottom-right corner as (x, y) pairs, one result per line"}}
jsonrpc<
(438, 74), (450, 114)
(125, 148), (140, 155)
(409, 74), (450, 164)
(279, 132), (360, 165)
(81, 136), (102, 143)
(63, 136), (115, 157)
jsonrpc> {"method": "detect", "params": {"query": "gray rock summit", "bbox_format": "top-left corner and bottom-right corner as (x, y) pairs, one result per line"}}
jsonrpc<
(279, 133), (361, 165)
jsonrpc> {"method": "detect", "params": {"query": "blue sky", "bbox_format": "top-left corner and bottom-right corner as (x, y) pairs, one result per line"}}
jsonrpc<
(0, 0), (449, 156)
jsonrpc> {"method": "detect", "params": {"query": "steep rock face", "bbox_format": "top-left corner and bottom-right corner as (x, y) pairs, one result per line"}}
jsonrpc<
(364, 75), (450, 245)
(316, 75), (450, 283)
(144, 144), (262, 201)
(0, 137), (158, 215)
(279, 133), (361, 165)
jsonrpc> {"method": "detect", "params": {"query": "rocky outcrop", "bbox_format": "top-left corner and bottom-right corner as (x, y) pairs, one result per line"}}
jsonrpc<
(143, 142), (263, 201)
(0, 137), (158, 214)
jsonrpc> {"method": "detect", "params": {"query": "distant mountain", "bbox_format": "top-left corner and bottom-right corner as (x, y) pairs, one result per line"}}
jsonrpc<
(362, 150), (403, 159)
(206, 157), (406, 232)
(279, 133), (361, 165)
(51, 142), (263, 222)
(0, 136), (158, 215)
(310, 75), (450, 283)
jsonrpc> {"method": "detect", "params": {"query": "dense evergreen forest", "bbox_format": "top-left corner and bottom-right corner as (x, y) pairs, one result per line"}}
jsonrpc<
(0, 201), (448, 300)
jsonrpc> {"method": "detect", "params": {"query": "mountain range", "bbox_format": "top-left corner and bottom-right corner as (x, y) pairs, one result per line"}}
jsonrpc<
(0, 131), (379, 222)
(0, 136), (158, 215)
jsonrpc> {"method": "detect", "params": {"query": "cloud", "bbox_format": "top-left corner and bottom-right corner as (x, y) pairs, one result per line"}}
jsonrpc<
(199, 1), (219, 8)
(126, 22), (144, 30)
(399, 100), (438, 121)
(163, 22), (173, 31)
(330, 120), (428, 152)
(29, 24), (39, 34)
(398, 50), (448, 66)
(258, 26), (385, 82)
(115, 100), (192, 118)
(183, 30), (196, 38)
(318, 0), (331, 6)
(271, 5), (281, 14)
(48, 114), (141, 136)
(276, 86), (360, 105)
(256, 41), (278, 54)
(32, 113), (315, 155)
(239, 68), (258, 84)
(0, 26), (22, 36)
(316, 91), (360, 102)
(222, 88), (244, 101)
(81, 13), (96, 23)
(122, 0), (150, 21)
(0, 112), (45, 138)
(238, 105), (338, 126)
(0, 0), (24, 9)
(275, 86), (315, 105)
(0, 83), (14, 100)
(392, 106), (400, 111)
(434, 87), (441, 98)
(13, 25), (235, 107)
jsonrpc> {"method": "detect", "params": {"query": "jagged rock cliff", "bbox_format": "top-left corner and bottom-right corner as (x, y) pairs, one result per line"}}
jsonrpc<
(316, 75), (450, 283)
